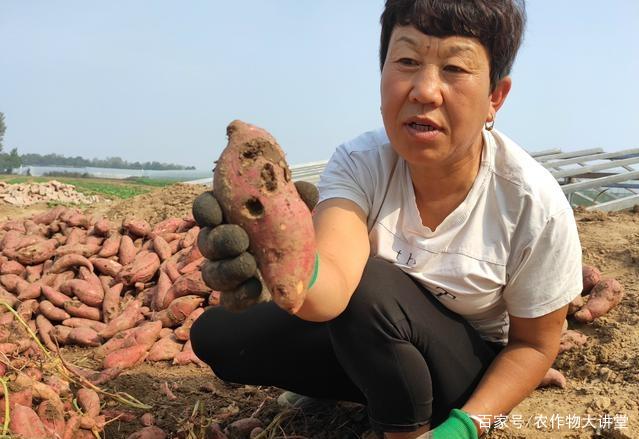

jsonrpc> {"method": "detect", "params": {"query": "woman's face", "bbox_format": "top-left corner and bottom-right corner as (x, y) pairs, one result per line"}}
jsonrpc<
(380, 26), (509, 170)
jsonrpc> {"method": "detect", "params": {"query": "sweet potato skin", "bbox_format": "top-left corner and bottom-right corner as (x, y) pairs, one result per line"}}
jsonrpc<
(213, 120), (316, 312)
(574, 278), (624, 322)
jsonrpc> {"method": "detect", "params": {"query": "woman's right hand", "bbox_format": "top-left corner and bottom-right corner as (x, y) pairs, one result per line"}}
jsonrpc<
(192, 182), (319, 312)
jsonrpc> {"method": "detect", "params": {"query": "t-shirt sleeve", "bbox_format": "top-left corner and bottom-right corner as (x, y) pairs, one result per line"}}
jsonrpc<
(317, 143), (374, 217)
(502, 208), (583, 318)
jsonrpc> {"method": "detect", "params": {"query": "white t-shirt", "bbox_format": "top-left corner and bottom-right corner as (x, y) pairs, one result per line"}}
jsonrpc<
(317, 128), (583, 344)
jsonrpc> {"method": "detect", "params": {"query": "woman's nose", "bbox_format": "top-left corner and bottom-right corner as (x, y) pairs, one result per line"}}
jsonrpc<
(408, 67), (444, 108)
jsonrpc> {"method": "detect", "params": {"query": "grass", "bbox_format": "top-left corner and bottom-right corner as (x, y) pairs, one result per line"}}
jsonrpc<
(0, 175), (176, 199)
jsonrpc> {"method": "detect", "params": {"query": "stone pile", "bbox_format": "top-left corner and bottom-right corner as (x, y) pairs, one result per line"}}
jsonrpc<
(0, 180), (101, 206)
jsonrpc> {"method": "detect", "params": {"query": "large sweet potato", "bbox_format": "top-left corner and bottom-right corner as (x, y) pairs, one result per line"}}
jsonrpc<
(212, 120), (316, 312)
(61, 279), (104, 307)
(118, 251), (160, 286)
(14, 239), (58, 265)
(50, 253), (94, 274)
(99, 233), (122, 258)
(574, 278), (624, 323)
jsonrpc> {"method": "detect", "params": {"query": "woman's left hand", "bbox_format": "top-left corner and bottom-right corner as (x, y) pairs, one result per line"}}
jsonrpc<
(418, 409), (479, 438)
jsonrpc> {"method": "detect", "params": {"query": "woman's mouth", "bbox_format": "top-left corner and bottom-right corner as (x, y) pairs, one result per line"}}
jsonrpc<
(408, 122), (438, 132)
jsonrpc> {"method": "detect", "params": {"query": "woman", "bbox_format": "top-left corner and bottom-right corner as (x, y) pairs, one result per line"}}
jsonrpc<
(191, 1), (582, 438)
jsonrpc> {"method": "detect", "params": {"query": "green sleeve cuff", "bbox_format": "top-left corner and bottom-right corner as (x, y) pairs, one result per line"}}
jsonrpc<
(307, 253), (320, 289)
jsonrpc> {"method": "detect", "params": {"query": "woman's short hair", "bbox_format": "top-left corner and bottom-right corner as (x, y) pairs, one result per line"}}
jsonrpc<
(379, 0), (526, 90)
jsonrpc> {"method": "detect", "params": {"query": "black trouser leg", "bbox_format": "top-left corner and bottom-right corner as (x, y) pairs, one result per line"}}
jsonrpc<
(190, 297), (366, 403)
(191, 257), (501, 432)
(327, 258), (500, 431)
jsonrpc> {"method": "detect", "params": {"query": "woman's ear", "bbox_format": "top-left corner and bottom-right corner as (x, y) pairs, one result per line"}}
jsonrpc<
(488, 76), (512, 119)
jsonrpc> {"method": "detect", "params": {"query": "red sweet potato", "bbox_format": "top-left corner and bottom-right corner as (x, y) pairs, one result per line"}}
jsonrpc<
(581, 265), (601, 295)
(9, 404), (50, 439)
(152, 218), (183, 236)
(68, 326), (102, 347)
(213, 120), (316, 312)
(93, 218), (113, 236)
(147, 334), (183, 361)
(63, 300), (102, 321)
(99, 233), (122, 257)
(36, 314), (57, 351)
(152, 236), (172, 261)
(574, 278), (624, 323)
(123, 218), (152, 238)
(51, 325), (72, 345)
(101, 276), (122, 322)
(55, 242), (101, 258)
(61, 279), (104, 307)
(151, 271), (172, 311)
(0, 259), (25, 275)
(17, 298), (39, 321)
(119, 235), (138, 265)
(99, 299), (143, 339)
(0, 287), (18, 308)
(38, 399), (66, 438)
(118, 251), (160, 286)
(41, 285), (72, 307)
(77, 388), (100, 418)
(93, 257), (123, 277)
(16, 280), (42, 300)
(25, 263), (44, 282)
(50, 253), (94, 273)
(32, 206), (65, 225)
(39, 299), (71, 321)
(174, 307), (205, 341)
(15, 239), (58, 265)
(62, 317), (106, 332)
(52, 271), (75, 290)
(103, 343), (149, 370)
(173, 340), (207, 367)
(153, 295), (204, 328)
(64, 227), (86, 246)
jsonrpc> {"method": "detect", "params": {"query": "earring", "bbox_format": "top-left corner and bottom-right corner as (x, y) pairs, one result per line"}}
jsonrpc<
(485, 119), (495, 131)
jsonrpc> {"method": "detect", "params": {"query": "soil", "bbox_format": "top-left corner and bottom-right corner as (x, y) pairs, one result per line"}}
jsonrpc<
(2, 185), (638, 439)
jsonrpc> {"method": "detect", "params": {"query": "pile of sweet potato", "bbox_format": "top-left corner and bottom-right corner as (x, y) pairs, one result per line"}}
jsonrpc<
(0, 205), (221, 437)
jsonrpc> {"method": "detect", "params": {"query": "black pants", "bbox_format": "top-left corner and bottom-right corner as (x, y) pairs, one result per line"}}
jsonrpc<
(191, 258), (502, 432)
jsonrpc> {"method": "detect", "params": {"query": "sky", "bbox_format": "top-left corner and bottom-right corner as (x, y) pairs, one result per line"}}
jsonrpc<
(1, 1), (638, 170)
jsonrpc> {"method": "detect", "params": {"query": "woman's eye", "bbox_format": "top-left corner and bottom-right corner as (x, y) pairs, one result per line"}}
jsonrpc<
(397, 58), (418, 67)
(444, 65), (467, 73)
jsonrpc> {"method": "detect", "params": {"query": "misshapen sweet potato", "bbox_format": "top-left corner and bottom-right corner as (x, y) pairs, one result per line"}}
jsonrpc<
(213, 120), (315, 312)
(118, 251), (160, 286)
(581, 265), (601, 295)
(574, 278), (624, 323)
(77, 388), (100, 418)
(153, 295), (204, 328)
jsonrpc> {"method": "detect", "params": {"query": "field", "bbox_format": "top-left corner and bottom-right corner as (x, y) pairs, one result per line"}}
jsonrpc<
(0, 179), (637, 438)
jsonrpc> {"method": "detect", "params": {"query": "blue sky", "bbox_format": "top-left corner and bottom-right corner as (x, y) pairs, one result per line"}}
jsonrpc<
(1, 1), (638, 169)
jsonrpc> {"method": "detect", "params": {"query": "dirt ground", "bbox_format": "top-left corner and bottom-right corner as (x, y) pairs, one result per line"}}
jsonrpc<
(3, 184), (638, 438)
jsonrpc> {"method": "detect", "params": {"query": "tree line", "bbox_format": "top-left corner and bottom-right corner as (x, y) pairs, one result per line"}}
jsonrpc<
(0, 112), (195, 172)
